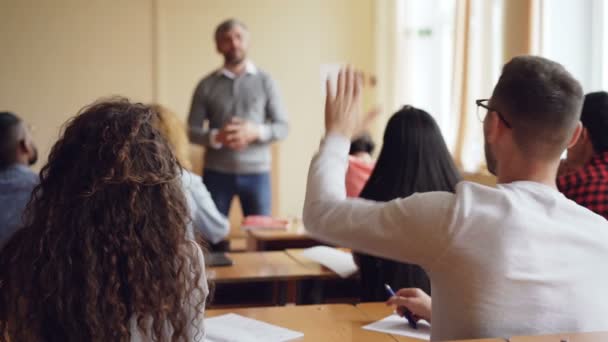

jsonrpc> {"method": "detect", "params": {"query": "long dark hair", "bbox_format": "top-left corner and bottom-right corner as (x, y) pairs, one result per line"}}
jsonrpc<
(360, 105), (460, 201)
(356, 106), (461, 301)
(0, 99), (206, 341)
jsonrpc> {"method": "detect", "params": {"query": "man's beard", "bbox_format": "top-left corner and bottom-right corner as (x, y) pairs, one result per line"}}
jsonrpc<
(484, 141), (497, 175)
(225, 50), (245, 66)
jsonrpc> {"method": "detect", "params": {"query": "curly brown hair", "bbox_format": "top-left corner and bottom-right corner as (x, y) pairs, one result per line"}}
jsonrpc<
(0, 98), (207, 341)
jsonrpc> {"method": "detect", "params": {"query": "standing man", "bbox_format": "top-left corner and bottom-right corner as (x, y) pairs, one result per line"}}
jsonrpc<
(188, 19), (288, 218)
(0, 112), (38, 248)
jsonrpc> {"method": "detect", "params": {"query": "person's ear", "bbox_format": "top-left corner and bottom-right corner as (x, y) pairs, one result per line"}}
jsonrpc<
(567, 122), (583, 149)
(484, 111), (501, 144)
(17, 139), (28, 153)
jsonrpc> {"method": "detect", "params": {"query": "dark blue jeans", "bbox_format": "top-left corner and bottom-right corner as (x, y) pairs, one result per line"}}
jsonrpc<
(203, 169), (271, 217)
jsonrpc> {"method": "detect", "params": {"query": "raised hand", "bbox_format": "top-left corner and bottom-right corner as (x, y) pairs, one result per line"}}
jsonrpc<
(324, 66), (377, 139)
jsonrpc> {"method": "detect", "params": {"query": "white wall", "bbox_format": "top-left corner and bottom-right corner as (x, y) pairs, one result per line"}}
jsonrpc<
(0, 0), (154, 167)
(0, 0), (375, 221)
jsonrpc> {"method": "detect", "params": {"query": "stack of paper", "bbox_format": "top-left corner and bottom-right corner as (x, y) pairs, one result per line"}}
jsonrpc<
(300, 246), (358, 278)
(205, 313), (303, 342)
(362, 314), (431, 340)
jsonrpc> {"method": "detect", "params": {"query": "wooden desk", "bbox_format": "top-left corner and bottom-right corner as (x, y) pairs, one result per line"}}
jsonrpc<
(509, 331), (608, 342)
(356, 302), (425, 342)
(285, 247), (352, 275)
(207, 251), (337, 283)
(207, 251), (340, 305)
(444, 339), (506, 342)
(246, 226), (321, 251)
(207, 304), (397, 341)
(356, 302), (506, 342)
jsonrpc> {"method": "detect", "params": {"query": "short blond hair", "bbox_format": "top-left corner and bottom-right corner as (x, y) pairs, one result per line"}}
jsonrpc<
(150, 104), (193, 171)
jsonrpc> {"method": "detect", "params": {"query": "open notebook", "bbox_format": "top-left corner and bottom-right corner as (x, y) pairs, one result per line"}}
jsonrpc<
(205, 313), (303, 342)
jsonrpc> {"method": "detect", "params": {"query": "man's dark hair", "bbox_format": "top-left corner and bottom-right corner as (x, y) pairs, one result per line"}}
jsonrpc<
(580, 91), (608, 153)
(491, 55), (584, 159)
(349, 133), (375, 155)
(214, 18), (247, 42)
(0, 112), (22, 169)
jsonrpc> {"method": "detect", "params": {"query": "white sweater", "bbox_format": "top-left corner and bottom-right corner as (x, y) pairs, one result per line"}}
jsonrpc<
(303, 134), (608, 341)
(181, 170), (230, 244)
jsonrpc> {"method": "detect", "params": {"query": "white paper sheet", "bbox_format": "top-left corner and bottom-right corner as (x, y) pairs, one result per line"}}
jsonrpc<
(205, 313), (303, 342)
(300, 246), (358, 278)
(362, 314), (431, 340)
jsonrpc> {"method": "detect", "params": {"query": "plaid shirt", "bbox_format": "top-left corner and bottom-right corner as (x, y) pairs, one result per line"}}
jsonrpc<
(557, 151), (608, 219)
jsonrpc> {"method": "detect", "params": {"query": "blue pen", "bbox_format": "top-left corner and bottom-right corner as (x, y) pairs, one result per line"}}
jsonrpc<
(384, 284), (418, 329)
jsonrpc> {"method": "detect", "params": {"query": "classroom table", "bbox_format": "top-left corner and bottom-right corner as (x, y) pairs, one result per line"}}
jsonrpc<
(246, 226), (322, 251)
(207, 251), (337, 283)
(285, 247), (361, 304)
(285, 248), (344, 273)
(206, 304), (398, 341)
(356, 302), (425, 342)
(356, 302), (507, 342)
(207, 251), (339, 305)
(509, 331), (608, 342)
(207, 303), (508, 342)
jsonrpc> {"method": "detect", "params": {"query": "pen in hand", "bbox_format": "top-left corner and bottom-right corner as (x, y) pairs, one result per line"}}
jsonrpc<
(384, 284), (418, 329)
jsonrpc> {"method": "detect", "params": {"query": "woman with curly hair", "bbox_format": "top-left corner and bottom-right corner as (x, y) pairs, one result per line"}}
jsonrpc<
(0, 99), (208, 341)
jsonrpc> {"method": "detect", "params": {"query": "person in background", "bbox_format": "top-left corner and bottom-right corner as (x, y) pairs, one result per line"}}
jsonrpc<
(354, 106), (461, 302)
(0, 99), (208, 341)
(304, 58), (608, 340)
(151, 104), (230, 247)
(346, 133), (375, 197)
(0, 111), (38, 248)
(558, 91), (608, 219)
(188, 18), (288, 218)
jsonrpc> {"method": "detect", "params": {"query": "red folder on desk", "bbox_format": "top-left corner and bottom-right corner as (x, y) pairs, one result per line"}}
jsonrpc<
(242, 216), (290, 230)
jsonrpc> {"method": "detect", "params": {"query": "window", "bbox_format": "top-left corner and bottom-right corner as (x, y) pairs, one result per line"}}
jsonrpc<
(537, 0), (608, 92)
(394, 0), (504, 171)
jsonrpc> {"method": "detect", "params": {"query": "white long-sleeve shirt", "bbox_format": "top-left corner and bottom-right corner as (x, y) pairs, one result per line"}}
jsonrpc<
(303, 134), (608, 341)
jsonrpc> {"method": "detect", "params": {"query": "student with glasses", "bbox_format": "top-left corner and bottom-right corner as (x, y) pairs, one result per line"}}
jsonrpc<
(304, 58), (608, 340)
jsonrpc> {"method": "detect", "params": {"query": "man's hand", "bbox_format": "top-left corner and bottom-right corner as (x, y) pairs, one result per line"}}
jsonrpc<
(325, 66), (377, 139)
(386, 288), (432, 323)
(218, 117), (260, 150)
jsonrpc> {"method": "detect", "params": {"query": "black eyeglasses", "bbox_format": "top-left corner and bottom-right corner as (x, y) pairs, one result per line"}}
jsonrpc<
(475, 99), (511, 128)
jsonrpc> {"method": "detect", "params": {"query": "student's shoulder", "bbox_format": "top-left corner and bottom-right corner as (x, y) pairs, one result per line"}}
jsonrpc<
(449, 181), (505, 214)
(24, 168), (39, 186)
(454, 180), (500, 198)
(179, 169), (203, 189)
